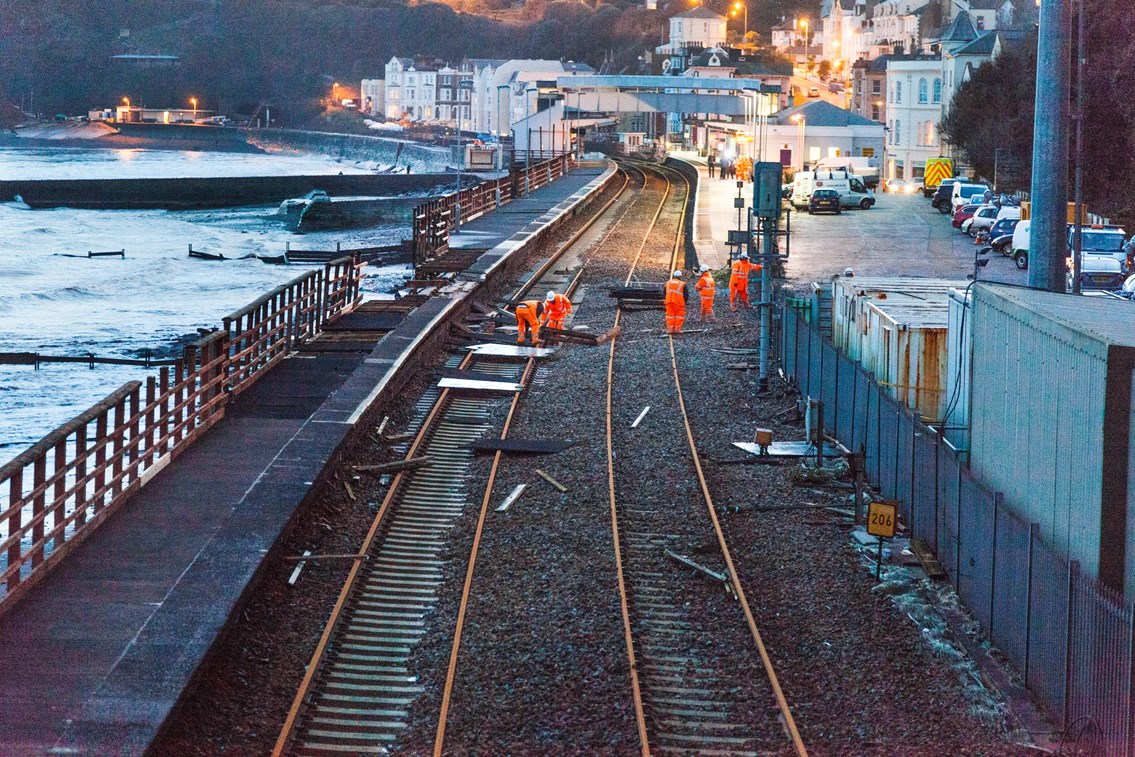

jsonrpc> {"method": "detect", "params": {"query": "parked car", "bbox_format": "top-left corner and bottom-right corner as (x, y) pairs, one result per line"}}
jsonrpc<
(807, 87), (821, 97)
(952, 203), (982, 229)
(931, 178), (961, 213)
(963, 204), (1020, 237)
(985, 218), (1020, 253)
(1072, 256), (1127, 291)
(808, 188), (842, 215)
(1010, 221), (1129, 271)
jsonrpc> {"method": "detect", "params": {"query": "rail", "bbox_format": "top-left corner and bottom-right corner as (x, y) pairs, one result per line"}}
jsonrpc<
(0, 259), (366, 615)
(412, 154), (575, 265)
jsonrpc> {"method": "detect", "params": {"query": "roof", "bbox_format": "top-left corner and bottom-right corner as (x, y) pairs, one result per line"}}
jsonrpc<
(952, 31), (997, 56)
(833, 277), (968, 329)
(772, 17), (797, 30)
(110, 54), (179, 60)
(976, 283), (1135, 349)
(773, 99), (882, 127)
(674, 5), (726, 20)
(940, 9), (978, 41)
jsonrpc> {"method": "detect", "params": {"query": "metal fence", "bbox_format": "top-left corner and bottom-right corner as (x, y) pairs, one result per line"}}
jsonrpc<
(782, 305), (1135, 755)
(0, 258), (366, 617)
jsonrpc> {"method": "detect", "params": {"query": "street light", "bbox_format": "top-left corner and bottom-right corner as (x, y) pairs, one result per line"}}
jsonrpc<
(189, 97), (197, 122)
(733, 1), (748, 37)
(455, 78), (475, 230)
(791, 113), (806, 171)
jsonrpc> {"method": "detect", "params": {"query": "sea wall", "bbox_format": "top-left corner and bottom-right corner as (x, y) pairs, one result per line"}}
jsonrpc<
(1, 173), (456, 209)
(246, 128), (455, 173)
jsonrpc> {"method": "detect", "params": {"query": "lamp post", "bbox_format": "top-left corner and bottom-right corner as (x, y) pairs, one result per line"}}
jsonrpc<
(732, 2), (748, 38)
(455, 78), (475, 230)
(189, 97), (197, 123)
(791, 113), (805, 171)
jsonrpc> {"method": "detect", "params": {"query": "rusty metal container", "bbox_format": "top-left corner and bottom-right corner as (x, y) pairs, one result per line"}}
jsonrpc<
(969, 283), (1135, 597)
(829, 277), (967, 421)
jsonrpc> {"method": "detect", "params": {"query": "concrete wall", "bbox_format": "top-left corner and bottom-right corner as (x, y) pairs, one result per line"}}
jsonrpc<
(2, 173), (457, 209)
(246, 128), (452, 173)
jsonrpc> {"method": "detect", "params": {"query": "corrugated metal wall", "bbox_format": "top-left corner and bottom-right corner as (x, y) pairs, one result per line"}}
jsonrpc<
(969, 285), (1110, 584)
(781, 305), (1135, 755)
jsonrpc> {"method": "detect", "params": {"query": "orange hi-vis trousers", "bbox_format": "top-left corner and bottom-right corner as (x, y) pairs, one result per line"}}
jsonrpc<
(515, 302), (541, 344)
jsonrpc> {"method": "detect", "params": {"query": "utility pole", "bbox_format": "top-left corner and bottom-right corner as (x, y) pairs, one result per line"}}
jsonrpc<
(1027, 0), (1072, 292)
(1070, 0), (1087, 294)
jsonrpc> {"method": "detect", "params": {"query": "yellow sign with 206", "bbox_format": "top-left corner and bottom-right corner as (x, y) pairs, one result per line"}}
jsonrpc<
(867, 501), (898, 539)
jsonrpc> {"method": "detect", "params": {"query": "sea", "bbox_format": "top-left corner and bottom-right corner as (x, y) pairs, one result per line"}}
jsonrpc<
(0, 144), (434, 464)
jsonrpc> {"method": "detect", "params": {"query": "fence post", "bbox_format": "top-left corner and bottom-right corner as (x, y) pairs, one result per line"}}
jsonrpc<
(1025, 522), (1038, 686)
(6, 470), (23, 590)
(990, 492), (1002, 635)
(1064, 559), (1080, 730)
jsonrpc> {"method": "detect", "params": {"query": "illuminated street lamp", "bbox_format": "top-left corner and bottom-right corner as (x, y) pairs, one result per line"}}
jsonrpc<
(189, 97), (197, 122)
(732, 1), (748, 36)
(791, 113), (806, 171)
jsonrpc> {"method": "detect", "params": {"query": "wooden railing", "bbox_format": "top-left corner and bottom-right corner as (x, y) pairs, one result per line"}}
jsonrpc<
(412, 155), (574, 265)
(0, 258), (366, 612)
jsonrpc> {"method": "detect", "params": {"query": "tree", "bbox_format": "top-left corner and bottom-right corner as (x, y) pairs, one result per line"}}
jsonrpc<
(817, 59), (831, 80)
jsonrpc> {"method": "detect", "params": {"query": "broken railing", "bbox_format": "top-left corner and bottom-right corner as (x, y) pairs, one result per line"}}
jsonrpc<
(0, 256), (365, 613)
(412, 154), (575, 265)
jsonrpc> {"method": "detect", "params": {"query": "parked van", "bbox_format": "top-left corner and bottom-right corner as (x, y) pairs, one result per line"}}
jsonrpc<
(792, 168), (875, 209)
(951, 182), (990, 212)
(1010, 221), (1128, 271)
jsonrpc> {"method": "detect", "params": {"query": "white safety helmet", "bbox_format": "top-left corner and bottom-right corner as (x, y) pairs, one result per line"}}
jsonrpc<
(699, 264), (710, 273)
(740, 252), (749, 260)
(546, 291), (556, 301)
(672, 270), (683, 278)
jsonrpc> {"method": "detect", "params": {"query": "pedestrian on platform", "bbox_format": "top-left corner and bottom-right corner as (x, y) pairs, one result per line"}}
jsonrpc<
(729, 252), (760, 310)
(695, 264), (716, 321)
(707, 153), (716, 178)
(664, 270), (688, 334)
(514, 300), (545, 344)
(541, 290), (573, 332)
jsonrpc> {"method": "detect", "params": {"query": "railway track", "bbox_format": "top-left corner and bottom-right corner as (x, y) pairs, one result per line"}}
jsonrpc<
(605, 160), (809, 757)
(273, 163), (636, 756)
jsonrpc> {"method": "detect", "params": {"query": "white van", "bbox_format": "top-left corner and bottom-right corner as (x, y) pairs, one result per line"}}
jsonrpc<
(793, 169), (875, 210)
(951, 182), (990, 212)
(1010, 221), (1128, 271)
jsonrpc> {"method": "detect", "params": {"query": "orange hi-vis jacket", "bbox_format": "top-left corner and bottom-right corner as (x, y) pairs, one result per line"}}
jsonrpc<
(515, 301), (543, 342)
(664, 278), (687, 306)
(695, 271), (715, 302)
(541, 293), (573, 328)
(730, 258), (760, 288)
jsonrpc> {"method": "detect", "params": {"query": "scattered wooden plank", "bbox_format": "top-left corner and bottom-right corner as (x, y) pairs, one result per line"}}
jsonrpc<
(284, 553), (368, 562)
(665, 549), (729, 583)
(631, 406), (651, 429)
(495, 484), (528, 512)
(375, 416), (390, 436)
(355, 456), (431, 474)
(535, 469), (568, 493)
(343, 479), (357, 501)
(383, 431), (415, 442)
(470, 438), (574, 454)
(287, 550), (311, 586)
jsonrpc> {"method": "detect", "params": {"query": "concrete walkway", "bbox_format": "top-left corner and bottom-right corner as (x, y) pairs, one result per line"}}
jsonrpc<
(670, 151), (750, 272)
(0, 164), (613, 757)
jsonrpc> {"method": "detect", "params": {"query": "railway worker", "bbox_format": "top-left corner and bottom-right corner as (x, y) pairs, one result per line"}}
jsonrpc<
(664, 270), (688, 334)
(514, 300), (545, 345)
(729, 252), (760, 311)
(694, 264), (716, 321)
(541, 290), (573, 331)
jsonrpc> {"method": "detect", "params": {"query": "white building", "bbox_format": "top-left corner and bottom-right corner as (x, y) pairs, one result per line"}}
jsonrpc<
(655, 6), (728, 54)
(883, 55), (943, 180)
(870, 0), (932, 54)
(770, 17), (799, 51)
(384, 56), (439, 121)
(470, 59), (594, 137)
(437, 65), (474, 129)
(360, 79), (385, 117)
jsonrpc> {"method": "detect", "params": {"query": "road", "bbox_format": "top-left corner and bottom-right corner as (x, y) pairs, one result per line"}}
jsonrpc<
(789, 74), (849, 109)
(783, 192), (1028, 289)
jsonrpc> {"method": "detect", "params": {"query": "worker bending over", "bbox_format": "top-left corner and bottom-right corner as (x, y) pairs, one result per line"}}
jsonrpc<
(514, 300), (545, 344)
(729, 252), (761, 310)
(541, 290), (573, 331)
(664, 269), (688, 334)
(694, 264), (715, 321)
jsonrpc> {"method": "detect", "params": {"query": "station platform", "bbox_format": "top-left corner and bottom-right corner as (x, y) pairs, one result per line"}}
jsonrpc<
(0, 163), (613, 756)
(669, 150), (747, 272)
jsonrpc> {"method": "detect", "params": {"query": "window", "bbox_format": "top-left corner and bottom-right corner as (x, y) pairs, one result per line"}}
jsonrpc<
(918, 78), (928, 103)
(895, 80), (902, 102)
(933, 78), (942, 103)
(407, 89), (415, 101)
(872, 104), (880, 121)
(872, 79), (881, 94)
(894, 119), (901, 145)
(407, 74), (416, 85)
(441, 89), (451, 101)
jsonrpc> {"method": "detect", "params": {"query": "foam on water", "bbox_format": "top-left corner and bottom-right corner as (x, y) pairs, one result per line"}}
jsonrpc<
(0, 147), (420, 463)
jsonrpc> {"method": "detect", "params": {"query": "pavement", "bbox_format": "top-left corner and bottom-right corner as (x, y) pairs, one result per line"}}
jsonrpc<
(670, 151), (746, 271)
(0, 163), (614, 757)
